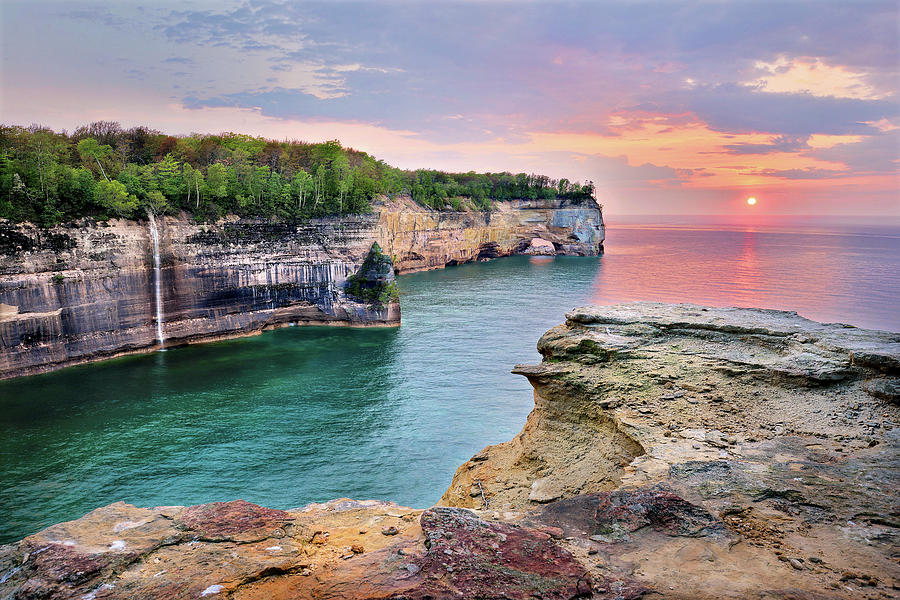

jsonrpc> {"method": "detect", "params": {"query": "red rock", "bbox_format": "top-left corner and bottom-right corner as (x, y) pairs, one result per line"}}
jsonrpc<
(177, 500), (293, 540)
(407, 507), (592, 600)
(25, 543), (110, 585)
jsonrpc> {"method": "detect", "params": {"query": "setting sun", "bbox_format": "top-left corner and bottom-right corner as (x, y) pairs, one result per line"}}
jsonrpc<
(747, 197), (758, 206)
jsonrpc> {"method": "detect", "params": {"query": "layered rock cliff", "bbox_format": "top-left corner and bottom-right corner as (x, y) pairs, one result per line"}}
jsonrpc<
(443, 303), (900, 598)
(375, 196), (604, 272)
(0, 215), (397, 379)
(1, 304), (897, 599)
(0, 197), (603, 379)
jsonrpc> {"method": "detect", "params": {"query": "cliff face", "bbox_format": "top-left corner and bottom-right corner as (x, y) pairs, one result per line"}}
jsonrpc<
(0, 216), (396, 379)
(0, 197), (603, 379)
(2, 304), (896, 599)
(376, 196), (604, 272)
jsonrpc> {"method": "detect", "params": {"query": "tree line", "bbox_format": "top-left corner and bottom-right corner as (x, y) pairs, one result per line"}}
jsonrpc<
(0, 122), (596, 225)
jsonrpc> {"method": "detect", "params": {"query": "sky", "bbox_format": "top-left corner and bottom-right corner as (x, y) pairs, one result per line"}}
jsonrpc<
(1, 0), (898, 216)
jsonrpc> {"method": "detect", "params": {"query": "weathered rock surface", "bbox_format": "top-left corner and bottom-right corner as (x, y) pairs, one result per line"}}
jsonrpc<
(3, 303), (896, 599)
(374, 196), (602, 272)
(522, 237), (558, 255)
(0, 216), (397, 379)
(443, 303), (900, 599)
(0, 499), (604, 600)
(0, 196), (602, 379)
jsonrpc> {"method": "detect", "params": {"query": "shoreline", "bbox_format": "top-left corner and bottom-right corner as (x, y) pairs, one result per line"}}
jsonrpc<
(0, 308), (401, 381)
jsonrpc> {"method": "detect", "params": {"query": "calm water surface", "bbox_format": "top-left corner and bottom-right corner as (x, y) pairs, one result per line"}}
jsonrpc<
(1, 217), (898, 542)
(595, 216), (899, 331)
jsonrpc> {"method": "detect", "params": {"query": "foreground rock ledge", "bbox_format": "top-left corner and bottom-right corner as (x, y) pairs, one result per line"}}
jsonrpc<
(2, 303), (898, 599)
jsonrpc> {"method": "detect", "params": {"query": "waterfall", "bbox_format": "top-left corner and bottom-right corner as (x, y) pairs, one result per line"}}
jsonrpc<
(148, 212), (165, 348)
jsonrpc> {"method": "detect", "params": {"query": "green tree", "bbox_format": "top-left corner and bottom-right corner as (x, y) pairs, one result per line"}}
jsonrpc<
(333, 153), (350, 213)
(76, 138), (113, 181)
(183, 163), (205, 209)
(248, 165), (270, 209)
(144, 190), (170, 215)
(95, 180), (138, 217)
(57, 165), (97, 218)
(0, 123), (596, 224)
(290, 169), (313, 213)
(154, 154), (181, 201)
(313, 165), (326, 211)
(204, 163), (228, 201)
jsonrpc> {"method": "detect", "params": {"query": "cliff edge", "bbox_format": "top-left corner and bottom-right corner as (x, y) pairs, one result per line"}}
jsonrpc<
(1, 304), (897, 599)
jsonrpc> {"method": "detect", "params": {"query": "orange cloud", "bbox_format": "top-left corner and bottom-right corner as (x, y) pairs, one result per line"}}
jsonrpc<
(527, 117), (858, 189)
(746, 56), (888, 100)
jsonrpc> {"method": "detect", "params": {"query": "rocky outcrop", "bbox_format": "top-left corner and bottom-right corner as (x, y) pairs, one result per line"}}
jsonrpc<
(2, 304), (897, 599)
(0, 196), (603, 379)
(344, 242), (398, 305)
(443, 303), (900, 598)
(0, 499), (603, 600)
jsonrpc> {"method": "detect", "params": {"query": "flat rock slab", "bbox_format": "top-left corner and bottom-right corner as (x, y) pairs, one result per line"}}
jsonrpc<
(411, 506), (592, 599)
(0, 503), (604, 600)
(176, 499), (294, 541)
(532, 487), (725, 542)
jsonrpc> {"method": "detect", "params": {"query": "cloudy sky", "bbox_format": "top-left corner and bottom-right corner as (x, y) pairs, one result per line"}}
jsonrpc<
(2, 0), (898, 215)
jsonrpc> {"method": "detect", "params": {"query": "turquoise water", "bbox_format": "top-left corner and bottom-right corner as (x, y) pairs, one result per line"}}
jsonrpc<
(2, 219), (899, 543)
(0, 256), (602, 543)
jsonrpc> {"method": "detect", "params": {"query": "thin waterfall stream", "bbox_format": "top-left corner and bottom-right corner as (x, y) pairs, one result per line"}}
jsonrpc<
(148, 212), (165, 348)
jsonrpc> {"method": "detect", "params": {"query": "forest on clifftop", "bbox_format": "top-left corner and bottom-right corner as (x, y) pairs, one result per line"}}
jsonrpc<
(1, 122), (597, 225)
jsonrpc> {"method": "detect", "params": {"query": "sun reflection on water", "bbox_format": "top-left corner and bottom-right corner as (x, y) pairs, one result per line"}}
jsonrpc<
(587, 220), (888, 327)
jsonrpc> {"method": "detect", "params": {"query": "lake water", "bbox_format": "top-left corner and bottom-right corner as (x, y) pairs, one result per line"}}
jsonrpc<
(1, 216), (898, 543)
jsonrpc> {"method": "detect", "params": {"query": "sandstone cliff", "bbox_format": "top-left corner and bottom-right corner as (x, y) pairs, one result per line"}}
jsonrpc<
(443, 303), (900, 598)
(375, 196), (604, 272)
(1, 304), (896, 599)
(0, 197), (603, 379)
